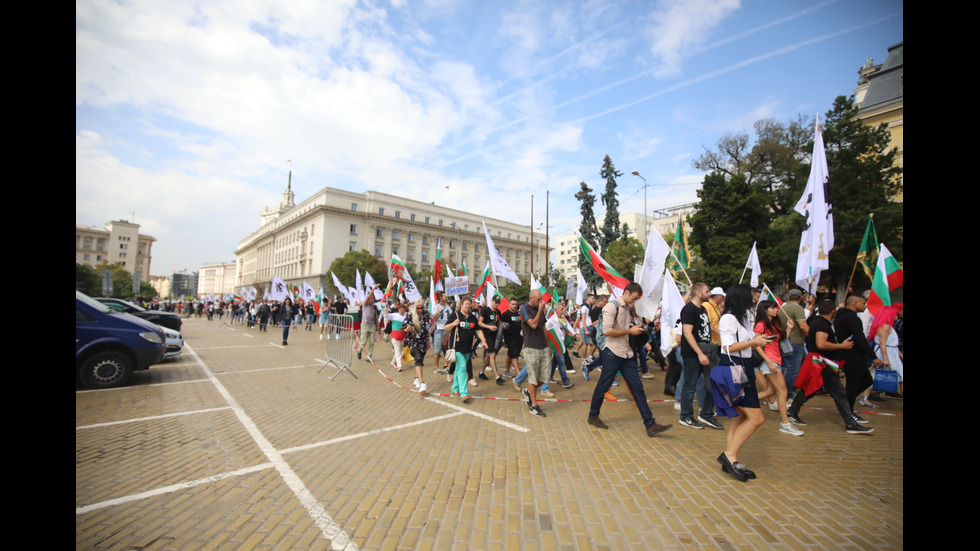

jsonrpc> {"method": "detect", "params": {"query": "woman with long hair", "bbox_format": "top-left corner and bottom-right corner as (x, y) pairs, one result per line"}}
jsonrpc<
(406, 299), (432, 393)
(868, 304), (903, 397)
(716, 284), (772, 481)
(443, 297), (487, 403)
(753, 300), (803, 436)
(278, 298), (295, 346)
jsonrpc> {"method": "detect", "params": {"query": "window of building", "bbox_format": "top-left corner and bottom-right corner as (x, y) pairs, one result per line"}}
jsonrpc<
(375, 245), (383, 256)
(425, 216), (430, 224)
(376, 228), (383, 238)
(350, 224), (357, 235)
(423, 236), (429, 245)
(392, 246), (399, 255)
(349, 242), (357, 252)
(410, 214), (416, 221)
(379, 207), (385, 215)
(422, 250), (429, 262)
(392, 231), (400, 239)
(462, 242), (468, 250)
(439, 219), (444, 226)
(449, 239), (455, 248)
(395, 211), (401, 219)
(351, 203), (358, 212)
(464, 224), (469, 231)
(407, 249), (414, 260)
(408, 234), (414, 242)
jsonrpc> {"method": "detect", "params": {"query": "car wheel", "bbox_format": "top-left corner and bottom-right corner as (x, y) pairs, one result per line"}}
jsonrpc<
(79, 351), (133, 389)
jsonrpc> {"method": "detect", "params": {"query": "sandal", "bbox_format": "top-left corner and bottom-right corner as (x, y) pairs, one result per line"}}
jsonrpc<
(858, 398), (880, 409)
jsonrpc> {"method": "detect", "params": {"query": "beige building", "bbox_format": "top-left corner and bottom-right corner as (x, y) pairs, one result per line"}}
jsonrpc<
(235, 177), (549, 291)
(148, 275), (171, 299)
(76, 220), (155, 278)
(854, 41), (903, 202)
(197, 262), (238, 297)
(553, 203), (698, 281)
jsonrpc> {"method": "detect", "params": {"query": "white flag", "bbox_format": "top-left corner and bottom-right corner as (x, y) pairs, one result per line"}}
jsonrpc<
(794, 118), (834, 292)
(483, 222), (522, 285)
(745, 241), (762, 288)
(355, 269), (364, 302)
(486, 281), (496, 305)
(635, 229), (671, 320)
(391, 253), (423, 302)
(302, 281), (316, 302)
(270, 275), (288, 301)
(331, 272), (354, 303)
(659, 269), (686, 358)
(575, 272), (587, 305)
(364, 271), (376, 293)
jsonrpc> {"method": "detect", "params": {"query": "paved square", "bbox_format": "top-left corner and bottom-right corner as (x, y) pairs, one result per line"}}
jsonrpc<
(77, 317), (904, 550)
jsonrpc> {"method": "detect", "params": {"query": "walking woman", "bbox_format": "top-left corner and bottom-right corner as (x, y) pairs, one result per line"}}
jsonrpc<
(443, 297), (488, 403)
(716, 285), (772, 481)
(278, 298), (296, 346)
(869, 304), (903, 397)
(405, 299), (432, 393)
(753, 300), (804, 436)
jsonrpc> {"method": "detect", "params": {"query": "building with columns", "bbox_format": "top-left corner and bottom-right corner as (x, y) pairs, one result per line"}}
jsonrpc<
(235, 175), (549, 292)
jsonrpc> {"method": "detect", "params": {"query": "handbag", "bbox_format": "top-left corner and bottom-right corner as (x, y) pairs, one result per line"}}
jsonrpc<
(444, 325), (458, 363)
(778, 335), (794, 356)
(872, 366), (899, 393)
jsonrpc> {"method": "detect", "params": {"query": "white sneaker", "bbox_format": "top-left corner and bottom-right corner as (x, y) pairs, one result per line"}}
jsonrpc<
(413, 377), (420, 388)
(768, 401), (779, 411)
(419, 383), (427, 393)
(673, 402), (681, 411)
(779, 422), (804, 436)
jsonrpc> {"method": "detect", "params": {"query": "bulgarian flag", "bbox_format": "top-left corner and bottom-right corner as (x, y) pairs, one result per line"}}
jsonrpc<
(473, 261), (493, 298)
(530, 274), (553, 303)
(578, 236), (629, 295)
(291, 284), (301, 299)
(544, 311), (567, 355)
(867, 243), (903, 315)
(390, 254), (408, 281)
(493, 287), (510, 314)
(460, 259), (468, 277)
(761, 284), (783, 307)
(429, 277), (438, 316)
(433, 240), (443, 291)
(388, 312), (406, 333)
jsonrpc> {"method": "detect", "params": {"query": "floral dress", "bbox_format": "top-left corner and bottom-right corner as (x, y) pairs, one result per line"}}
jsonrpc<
(406, 310), (433, 363)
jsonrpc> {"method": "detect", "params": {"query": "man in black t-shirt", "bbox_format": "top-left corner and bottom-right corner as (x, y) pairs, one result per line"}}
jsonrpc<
(679, 283), (721, 430)
(479, 296), (505, 385)
(331, 298), (348, 339)
(788, 299), (872, 434)
(499, 299), (523, 377)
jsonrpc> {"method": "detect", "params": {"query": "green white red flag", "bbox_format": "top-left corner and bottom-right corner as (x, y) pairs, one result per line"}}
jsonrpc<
(433, 240), (443, 291)
(578, 236), (629, 295)
(473, 261), (493, 298)
(530, 274), (553, 303)
(867, 243), (903, 315)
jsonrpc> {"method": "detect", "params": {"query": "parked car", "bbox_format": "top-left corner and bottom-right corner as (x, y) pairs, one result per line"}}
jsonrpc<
(94, 297), (182, 331)
(160, 325), (183, 357)
(76, 291), (166, 389)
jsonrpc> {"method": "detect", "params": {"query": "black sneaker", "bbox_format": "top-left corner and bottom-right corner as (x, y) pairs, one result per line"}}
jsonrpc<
(846, 424), (874, 435)
(496, 376), (505, 385)
(698, 416), (724, 430)
(679, 417), (704, 429)
(562, 381), (575, 389)
(529, 405), (547, 417)
(852, 413), (870, 425)
(522, 387), (532, 408)
(787, 413), (807, 426)
(478, 372), (489, 380)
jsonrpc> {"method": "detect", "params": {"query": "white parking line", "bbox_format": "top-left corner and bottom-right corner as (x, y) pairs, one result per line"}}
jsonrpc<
(76, 407), (232, 430)
(184, 342), (357, 550)
(423, 396), (530, 433)
(280, 412), (464, 455)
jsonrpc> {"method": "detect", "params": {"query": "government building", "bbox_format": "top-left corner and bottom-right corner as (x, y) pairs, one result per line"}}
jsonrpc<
(75, 219), (156, 279)
(234, 175), (549, 292)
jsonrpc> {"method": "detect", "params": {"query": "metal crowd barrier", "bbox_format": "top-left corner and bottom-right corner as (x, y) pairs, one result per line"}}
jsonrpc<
(317, 314), (357, 381)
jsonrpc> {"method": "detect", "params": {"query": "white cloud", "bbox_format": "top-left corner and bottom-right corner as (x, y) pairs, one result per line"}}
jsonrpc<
(645, 0), (740, 78)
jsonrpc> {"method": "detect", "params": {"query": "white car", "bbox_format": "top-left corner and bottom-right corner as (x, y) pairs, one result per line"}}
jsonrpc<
(159, 325), (183, 357)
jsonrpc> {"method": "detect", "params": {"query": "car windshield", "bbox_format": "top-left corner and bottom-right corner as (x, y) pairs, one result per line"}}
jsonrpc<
(77, 291), (114, 314)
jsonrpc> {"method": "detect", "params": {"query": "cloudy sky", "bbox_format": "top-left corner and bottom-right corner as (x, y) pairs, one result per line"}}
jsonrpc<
(76, 0), (903, 275)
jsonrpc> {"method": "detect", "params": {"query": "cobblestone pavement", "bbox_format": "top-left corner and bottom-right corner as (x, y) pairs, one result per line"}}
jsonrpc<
(77, 317), (903, 550)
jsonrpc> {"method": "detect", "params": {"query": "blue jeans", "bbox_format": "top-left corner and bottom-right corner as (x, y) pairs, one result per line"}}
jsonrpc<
(550, 351), (571, 384)
(680, 354), (716, 421)
(674, 364), (706, 409)
(781, 344), (806, 396)
(589, 347), (659, 428)
(282, 320), (291, 342)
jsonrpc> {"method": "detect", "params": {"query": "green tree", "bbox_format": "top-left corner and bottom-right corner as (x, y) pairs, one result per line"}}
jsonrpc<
(599, 155), (624, 251)
(326, 250), (388, 295)
(689, 173), (772, 287)
(574, 181), (603, 292)
(818, 95), (903, 295)
(76, 263), (101, 296)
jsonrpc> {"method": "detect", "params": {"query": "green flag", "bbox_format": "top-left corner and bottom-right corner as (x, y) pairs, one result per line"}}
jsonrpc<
(856, 214), (879, 282)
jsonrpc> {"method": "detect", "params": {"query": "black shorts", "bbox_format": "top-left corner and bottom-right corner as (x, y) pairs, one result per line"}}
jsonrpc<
(484, 332), (499, 354)
(505, 335), (522, 359)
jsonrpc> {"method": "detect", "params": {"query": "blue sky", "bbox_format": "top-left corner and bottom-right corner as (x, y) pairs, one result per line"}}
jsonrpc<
(76, 0), (903, 275)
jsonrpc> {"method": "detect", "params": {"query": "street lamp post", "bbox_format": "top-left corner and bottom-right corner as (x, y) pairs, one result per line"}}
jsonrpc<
(631, 171), (647, 245)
